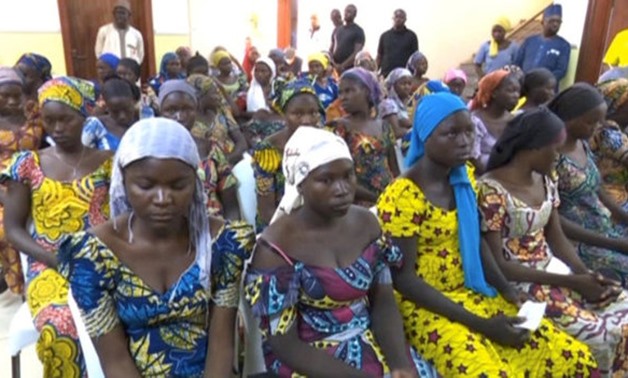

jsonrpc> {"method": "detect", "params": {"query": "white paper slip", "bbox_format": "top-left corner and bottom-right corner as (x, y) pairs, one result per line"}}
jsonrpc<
(516, 301), (547, 331)
(545, 257), (572, 275)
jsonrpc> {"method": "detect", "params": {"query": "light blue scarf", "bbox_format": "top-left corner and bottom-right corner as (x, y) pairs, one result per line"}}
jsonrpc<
(405, 92), (496, 297)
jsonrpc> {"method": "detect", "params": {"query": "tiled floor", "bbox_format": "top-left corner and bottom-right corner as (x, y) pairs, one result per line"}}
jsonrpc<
(0, 290), (43, 377)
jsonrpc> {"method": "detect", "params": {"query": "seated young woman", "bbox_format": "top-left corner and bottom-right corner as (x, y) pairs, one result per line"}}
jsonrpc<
(245, 126), (437, 378)
(478, 107), (628, 375)
(82, 76), (140, 151)
(378, 92), (600, 377)
(590, 79), (628, 212)
(158, 79), (240, 221)
(253, 79), (323, 232)
(327, 67), (399, 208)
(59, 118), (254, 377)
(548, 83), (628, 286)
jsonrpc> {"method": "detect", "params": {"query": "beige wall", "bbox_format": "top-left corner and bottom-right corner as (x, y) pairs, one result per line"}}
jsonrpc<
(0, 32), (67, 74)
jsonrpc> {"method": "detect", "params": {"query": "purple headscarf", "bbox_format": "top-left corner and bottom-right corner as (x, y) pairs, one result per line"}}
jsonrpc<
(341, 67), (382, 107)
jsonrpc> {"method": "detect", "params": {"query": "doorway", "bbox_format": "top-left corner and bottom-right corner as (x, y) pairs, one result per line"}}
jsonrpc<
(576, 0), (628, 82)
(57, 0), (156, 82)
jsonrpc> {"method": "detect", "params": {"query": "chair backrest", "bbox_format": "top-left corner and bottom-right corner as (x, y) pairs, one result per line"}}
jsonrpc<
(67, 289), (105, 378)
(233, 153), (258, 227)
(395, 139), (407, 174)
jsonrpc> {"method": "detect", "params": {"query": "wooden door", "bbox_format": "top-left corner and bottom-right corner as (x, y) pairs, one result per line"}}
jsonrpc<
(57, 0), (155, 82)
(606, 0), (628, 51)
(575, 0), (628, 83)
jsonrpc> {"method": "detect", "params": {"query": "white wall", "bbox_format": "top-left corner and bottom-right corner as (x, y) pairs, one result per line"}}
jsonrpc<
(555, 0), (589, 47)
(188, 0), (278, 60)
(296, 0), (554, 78)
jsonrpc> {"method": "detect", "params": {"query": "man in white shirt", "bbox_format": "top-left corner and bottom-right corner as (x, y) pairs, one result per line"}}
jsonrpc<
(94, 0), (144, 64)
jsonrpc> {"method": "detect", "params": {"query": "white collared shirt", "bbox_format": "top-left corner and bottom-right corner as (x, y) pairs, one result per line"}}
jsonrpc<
(95, 23), (144, 64)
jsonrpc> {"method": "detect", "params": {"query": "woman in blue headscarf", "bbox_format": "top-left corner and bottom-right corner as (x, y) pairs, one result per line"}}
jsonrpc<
(377, 92), (600, 377)
(148, 52), (184, 95)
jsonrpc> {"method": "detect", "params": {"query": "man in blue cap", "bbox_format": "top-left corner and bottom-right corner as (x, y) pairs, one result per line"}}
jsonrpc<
(515, 4), (571, 83)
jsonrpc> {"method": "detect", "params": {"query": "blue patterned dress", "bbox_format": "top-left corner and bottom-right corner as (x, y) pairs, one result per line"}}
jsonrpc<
(244, 235), (438, 378)
(58, 221), (254, 377)
(555, 145), (628, 285)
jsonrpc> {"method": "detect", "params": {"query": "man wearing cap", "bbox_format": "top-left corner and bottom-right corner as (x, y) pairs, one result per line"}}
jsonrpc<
(94, 0), (145, 64)
(515, 4), (570, 82)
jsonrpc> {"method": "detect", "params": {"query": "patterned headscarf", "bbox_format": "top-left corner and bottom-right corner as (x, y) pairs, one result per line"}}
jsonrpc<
(598, 78), (628, 117)
(16, 53), (52, 81)
(111, 118), (212, 291)
(0, 67), (23, 87)
(271, 126), (352, 223)
(341, 67), (382, 107)
(272, 78), (323, 115)
(470, 69), (511, 111)
(38, 77), (96, 117)
(186, 74), (231, 113)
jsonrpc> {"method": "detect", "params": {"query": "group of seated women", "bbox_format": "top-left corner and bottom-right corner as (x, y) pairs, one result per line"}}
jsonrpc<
(2, 43), (628, 378)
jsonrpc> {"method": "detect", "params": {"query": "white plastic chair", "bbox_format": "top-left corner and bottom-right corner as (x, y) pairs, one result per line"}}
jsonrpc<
(8, 253), (104, 378)
(8, 301), (38, 378)
(67, 289), (104, 378)
(233, 153), (257, 226)
(395, 139), (407, 174)
(8, 253), (38, 378)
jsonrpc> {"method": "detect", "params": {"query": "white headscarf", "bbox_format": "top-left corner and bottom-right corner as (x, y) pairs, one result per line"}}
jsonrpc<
(110, 117), (212, 292)
(270, 127), (353, 223)
(246, 57), (276, 112)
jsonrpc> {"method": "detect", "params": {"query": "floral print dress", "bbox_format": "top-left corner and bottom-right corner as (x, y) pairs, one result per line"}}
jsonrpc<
(1, 150), (111, 378)
(589, 121), (628, 211)
(478, 176), (628, 376)
(378, 169), (600, 378)
(58, 221), (254, 377)
(0, 117), (44, 294)
(252, 140), (285, 232)
(554, 145), (628, 285)
(244, 236), (439, 378)
(327, 121), (396, 207)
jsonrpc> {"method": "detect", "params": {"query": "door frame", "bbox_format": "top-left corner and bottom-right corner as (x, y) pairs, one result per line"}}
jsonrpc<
(57, 0), (156, 81)
(575, 0), (613, 83)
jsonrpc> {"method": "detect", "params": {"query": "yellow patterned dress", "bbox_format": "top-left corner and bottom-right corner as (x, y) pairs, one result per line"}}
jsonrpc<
(1, 150), (111, 378)
(58, 221), (254, 377)
(377, 172), (600, 377)
(0, 116), (44, 294)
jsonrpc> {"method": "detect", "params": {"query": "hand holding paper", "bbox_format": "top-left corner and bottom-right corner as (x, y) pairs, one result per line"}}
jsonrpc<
(516, 301), (547, 331)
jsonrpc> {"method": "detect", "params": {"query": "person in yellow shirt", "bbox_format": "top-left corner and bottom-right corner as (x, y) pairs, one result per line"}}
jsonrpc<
(604, 29), (628, 68)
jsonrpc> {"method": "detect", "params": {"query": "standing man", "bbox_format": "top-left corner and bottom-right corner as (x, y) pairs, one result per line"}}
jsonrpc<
(332, 5), (365, 73)
(515, 4), (570, 82)
(329, 9), (344, 56)
(376, 9), (419, 78)
(95, 0), (145, 64)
